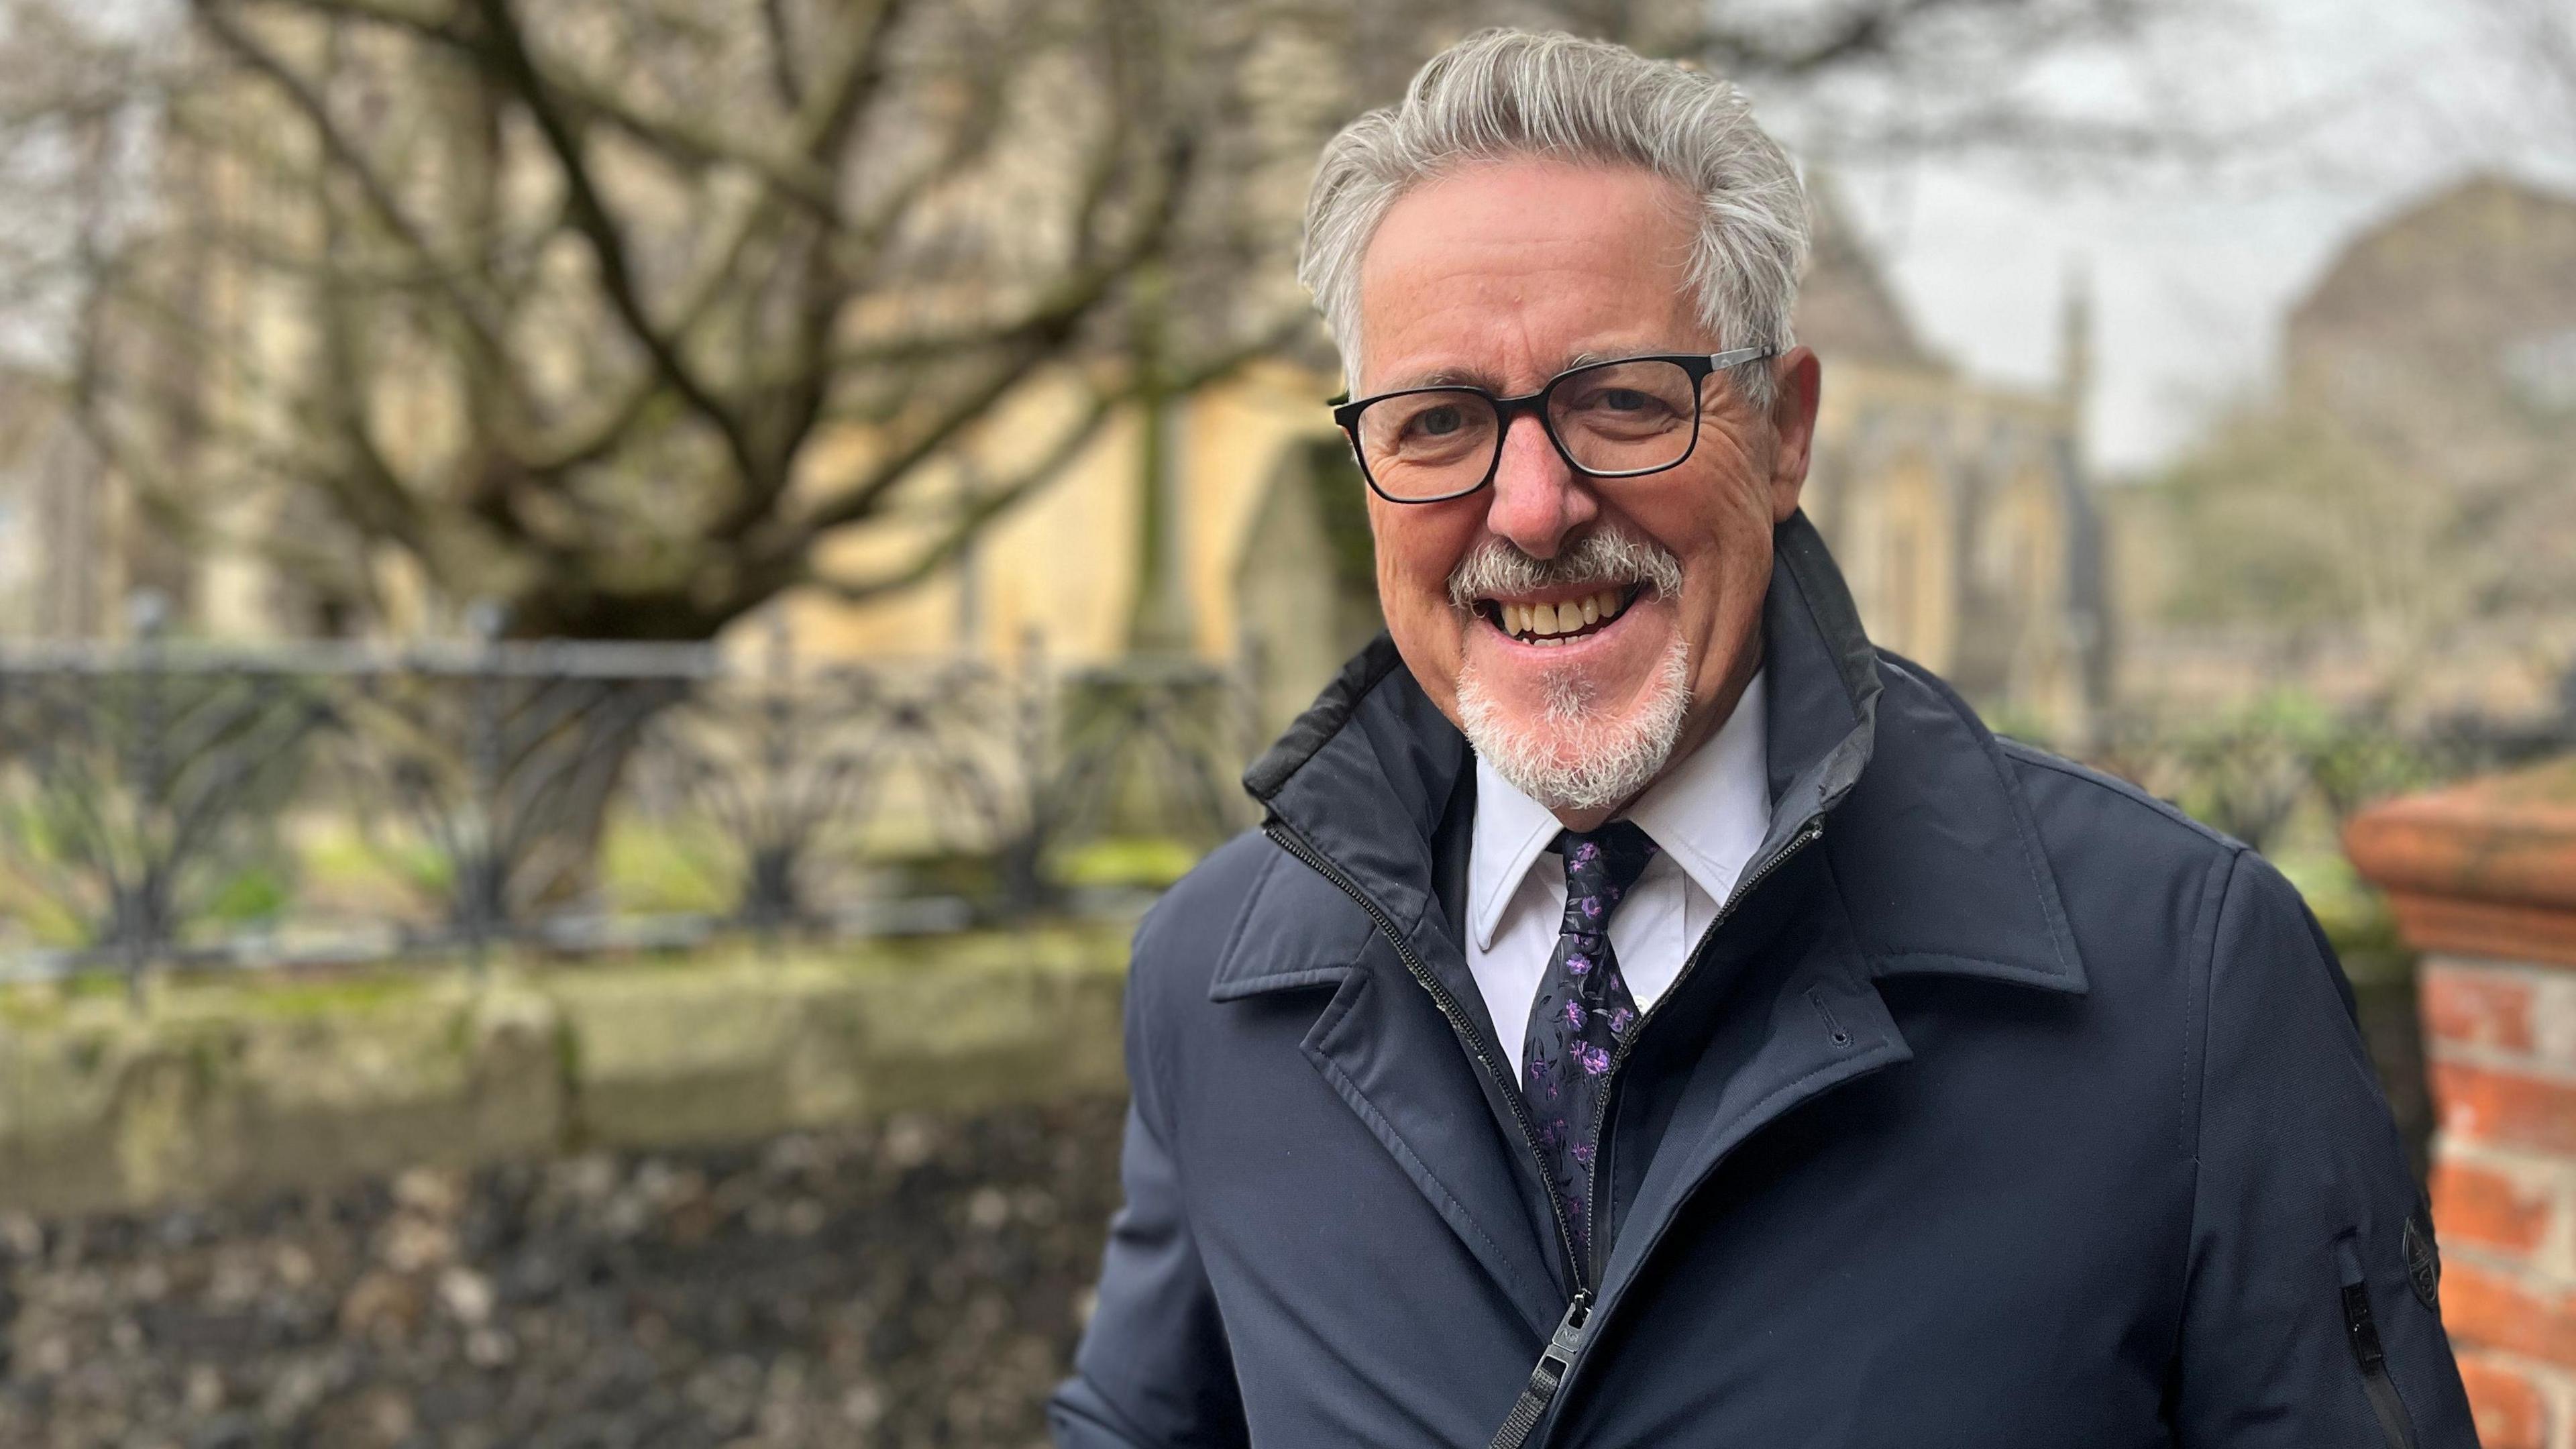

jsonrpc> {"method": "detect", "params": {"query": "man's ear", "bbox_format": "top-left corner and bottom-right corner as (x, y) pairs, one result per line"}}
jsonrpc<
(1766, 347), (1822, 523)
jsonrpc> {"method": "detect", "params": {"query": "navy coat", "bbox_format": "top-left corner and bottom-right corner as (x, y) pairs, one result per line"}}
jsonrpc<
(1052, 515), (2475, 1448)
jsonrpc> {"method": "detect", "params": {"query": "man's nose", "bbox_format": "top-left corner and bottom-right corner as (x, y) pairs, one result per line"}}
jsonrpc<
(1484, 412), (1599, 558)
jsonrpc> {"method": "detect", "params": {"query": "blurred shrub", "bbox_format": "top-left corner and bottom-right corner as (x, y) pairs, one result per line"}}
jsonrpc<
(1054, 837), (1202, 892)
(2097, 688), (2437, 855)
(201, 860), (292, 927)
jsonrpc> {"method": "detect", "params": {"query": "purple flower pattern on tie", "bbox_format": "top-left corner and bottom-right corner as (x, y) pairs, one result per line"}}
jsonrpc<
(1519, 820), (1657, 1271)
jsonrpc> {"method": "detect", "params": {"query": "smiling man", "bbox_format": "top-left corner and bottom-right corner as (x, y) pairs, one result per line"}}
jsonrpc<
(1051, 30), (2475, 1449)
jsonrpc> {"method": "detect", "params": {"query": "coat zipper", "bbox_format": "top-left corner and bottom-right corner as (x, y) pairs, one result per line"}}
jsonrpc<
(1580, 817), (1823, 1285)
(1265, 810), (1824, 1449)
(2337, 1233), (2421, 1449)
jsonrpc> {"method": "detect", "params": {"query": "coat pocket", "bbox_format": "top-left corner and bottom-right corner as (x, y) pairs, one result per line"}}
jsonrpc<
(2336, 1230), (2421, 1449)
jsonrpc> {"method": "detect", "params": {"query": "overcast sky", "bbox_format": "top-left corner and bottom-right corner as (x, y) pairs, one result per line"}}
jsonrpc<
(1813, 0), (2576, 475)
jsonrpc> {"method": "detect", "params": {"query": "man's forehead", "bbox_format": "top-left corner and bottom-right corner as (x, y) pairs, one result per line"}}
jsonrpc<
(1353, 160), (1703, 392)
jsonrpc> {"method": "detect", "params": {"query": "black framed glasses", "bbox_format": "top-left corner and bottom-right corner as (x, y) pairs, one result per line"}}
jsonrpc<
(1331, 347), (1774, 504)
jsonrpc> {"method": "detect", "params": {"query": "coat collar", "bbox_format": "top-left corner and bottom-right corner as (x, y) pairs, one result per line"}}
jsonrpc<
(1222, 510), (2087, 1002)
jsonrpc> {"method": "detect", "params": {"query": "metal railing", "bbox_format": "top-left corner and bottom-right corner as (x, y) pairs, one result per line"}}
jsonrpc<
(2086, 698), (2576, 858)
(10, 600), (2567, 996)
(0, 609), (1265, 988)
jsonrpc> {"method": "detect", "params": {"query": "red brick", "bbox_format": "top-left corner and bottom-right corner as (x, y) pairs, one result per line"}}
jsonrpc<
(2423, 965), (2538, 1053)
(2457, 1352), (2550, 1449)
(2430, 1061), (2576, 1154)
(2443, 1258), (2576, 1366)
(2432, 1159), (2556, 1256)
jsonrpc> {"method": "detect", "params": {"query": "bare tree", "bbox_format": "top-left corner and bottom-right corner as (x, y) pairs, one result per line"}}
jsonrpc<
(2474, 0), (2576, 160)
(10, 0), (1267, 638)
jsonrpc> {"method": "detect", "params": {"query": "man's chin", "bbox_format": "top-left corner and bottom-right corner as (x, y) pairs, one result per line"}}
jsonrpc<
(1454, 627), (1693, 815)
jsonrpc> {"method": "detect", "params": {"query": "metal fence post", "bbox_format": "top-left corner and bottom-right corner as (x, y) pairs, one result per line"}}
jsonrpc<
(1002, 626), (1049, 919)
(119, 590), (170, 1008)
(462, 600), (507, 975)
(748, 610), (798, 955)
(1236, 634), (1270, 782)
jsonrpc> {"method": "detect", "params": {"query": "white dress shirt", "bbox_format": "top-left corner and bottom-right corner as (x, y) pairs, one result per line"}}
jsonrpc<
(1466, 672), (1771, 1081)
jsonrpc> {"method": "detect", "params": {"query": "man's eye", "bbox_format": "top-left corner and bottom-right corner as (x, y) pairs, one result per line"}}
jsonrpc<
(1576, 388), (1664, 415)
(1408, 407), (1464, 437)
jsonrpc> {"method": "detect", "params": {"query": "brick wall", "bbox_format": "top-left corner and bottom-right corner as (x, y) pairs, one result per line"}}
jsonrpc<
(2347, 759), (2576, 1449)
(2420, 957), (2576, 1447)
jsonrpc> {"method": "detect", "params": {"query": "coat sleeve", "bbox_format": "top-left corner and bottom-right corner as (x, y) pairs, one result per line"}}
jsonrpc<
(2170, 849), (2478, 1447)
(1048, 925), (1249, 1448)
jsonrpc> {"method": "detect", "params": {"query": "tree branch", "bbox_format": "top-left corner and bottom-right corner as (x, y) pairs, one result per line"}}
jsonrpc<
(782, 0), (906, 167)
(537, 59), (839, 216)
(796, 115), (1197, 541)
(760, 0), (802, 108)
(1680, 0), (2134, 77)
(799, 309), (1304, 602)
(515, 180), (774, 473)
(241, 0), (468, 46)
(194, 0), (512, 366)
(803, 386), (1126, 604)
(464, 0), (767, 492)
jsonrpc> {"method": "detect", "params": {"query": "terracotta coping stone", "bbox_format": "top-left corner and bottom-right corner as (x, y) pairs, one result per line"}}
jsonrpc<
(2345, 757), (2576, 967)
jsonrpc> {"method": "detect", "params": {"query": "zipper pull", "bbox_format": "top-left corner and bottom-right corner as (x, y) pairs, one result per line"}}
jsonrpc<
(2342, 1282), (2387, 1374)
(1487, 1291), (1593, 1449)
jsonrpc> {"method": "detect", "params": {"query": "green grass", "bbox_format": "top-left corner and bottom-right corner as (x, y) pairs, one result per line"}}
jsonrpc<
(597, 817), (735, 916)
(229, 972), (431, 1020)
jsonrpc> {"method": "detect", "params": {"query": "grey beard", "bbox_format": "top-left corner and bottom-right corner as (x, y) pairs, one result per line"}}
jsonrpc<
(1456, 629), (1692, 814)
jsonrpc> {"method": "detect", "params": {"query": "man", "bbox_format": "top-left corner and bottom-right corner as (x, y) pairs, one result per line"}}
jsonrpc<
(1051, 29), (2474, 1448)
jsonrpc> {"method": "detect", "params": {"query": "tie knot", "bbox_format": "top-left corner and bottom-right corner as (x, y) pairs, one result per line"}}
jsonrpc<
(1555, 820), (1657, 936)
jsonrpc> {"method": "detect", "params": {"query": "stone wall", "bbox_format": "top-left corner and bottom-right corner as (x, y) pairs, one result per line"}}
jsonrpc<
(0, 931), (1128, 1216)
(0, 932), (1138, 1447)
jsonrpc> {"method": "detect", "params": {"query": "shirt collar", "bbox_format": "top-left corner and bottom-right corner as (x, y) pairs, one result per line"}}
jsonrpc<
(1468, 670), (1772, 951)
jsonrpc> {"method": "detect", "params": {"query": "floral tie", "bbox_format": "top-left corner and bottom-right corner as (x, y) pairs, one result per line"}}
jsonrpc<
(1520, 820), (1657, 1267)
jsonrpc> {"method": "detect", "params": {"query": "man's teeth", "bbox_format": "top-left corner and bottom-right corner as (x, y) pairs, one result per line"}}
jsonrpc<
(1497, 588), (1629, 643)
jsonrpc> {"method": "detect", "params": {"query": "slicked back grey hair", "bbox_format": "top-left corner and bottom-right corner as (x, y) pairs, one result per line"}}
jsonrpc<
(1298, 29), (1809, 409)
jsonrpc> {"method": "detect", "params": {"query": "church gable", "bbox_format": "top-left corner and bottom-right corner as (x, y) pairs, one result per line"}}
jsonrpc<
(1793, 181), (1941, 370)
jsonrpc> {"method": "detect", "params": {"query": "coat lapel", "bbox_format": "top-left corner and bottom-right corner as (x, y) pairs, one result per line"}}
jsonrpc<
(1228, 654), (1569, 1339)
(1297, 926), (1570, 1339)
(1209, 826), (1568, 1340)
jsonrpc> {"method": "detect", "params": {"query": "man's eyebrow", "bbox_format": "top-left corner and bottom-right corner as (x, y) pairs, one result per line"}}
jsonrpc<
(1385, 364), (1504, 391)
(1562, 344), (1674, 370)
(1377, 345), (1674, 393)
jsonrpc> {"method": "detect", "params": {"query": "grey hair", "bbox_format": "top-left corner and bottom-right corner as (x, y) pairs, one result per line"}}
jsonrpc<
(1297, 29), (1809, 408)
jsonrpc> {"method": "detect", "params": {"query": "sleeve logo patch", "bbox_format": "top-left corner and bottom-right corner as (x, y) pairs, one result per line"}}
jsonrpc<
(2405, 1211), (2441, 1312)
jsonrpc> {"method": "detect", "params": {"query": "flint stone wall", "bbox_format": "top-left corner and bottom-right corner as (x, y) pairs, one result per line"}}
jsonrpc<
(0, 931), (1128, 1216)
(0, 934), (1135, 1447)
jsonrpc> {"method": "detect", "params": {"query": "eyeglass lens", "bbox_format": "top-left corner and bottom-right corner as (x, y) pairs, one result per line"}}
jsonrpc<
(1354, 358), (1700, 500)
